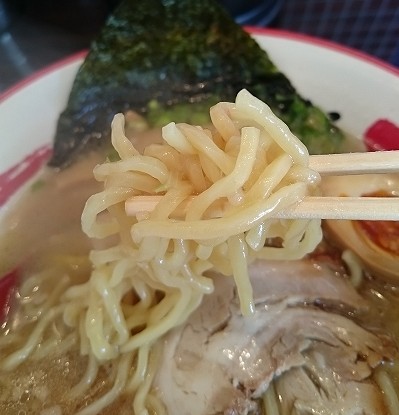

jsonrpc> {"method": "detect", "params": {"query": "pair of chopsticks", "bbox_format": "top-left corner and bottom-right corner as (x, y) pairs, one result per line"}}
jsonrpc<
(125, 150), (399, 221)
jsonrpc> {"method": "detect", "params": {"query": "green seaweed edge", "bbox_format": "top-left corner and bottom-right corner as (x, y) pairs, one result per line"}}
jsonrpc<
(50, 0), (343, 167)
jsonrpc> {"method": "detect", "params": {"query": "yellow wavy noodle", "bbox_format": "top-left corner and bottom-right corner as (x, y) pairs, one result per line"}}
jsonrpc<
(0, 89), (322, 414)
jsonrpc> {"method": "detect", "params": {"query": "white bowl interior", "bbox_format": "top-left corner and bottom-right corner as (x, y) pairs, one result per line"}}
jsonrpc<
(0, 30), (398, 197)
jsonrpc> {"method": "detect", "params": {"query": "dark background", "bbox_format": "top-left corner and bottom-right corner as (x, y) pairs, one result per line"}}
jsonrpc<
(0, 0), (398, 93)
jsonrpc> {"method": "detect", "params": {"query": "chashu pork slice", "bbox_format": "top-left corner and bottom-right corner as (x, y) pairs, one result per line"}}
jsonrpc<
(154, 259), (397, 415)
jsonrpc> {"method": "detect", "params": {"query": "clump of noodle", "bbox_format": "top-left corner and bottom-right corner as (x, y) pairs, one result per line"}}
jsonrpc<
(0, 90), (322, 414)
(262, 380), (280, 415)
(342, 249), (364, 288)
(374, 368), (399, 414)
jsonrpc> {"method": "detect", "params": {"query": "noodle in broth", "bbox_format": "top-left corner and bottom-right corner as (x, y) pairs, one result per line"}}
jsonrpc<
(0, 90), (398, 414)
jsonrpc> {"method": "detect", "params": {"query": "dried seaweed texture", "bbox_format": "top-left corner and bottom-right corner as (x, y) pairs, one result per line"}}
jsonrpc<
(50, 0), (343, 168)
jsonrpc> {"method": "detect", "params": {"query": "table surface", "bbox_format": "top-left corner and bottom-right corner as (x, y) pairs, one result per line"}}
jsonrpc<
(0, 0), (398, 94)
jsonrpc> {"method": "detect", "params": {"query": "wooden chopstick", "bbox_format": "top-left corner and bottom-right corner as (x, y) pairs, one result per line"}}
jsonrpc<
(309, 150), (399, 175)
(124, 151), (399, 221)
(274, 196), (399, 220)
(125, 195), (399, 221)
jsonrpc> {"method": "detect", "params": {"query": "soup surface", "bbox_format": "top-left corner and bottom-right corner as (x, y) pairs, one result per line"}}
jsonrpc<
(0, 125), (399, 415)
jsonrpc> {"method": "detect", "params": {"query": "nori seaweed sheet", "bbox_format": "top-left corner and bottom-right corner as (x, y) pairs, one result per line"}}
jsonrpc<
(49, 0), (343, 168)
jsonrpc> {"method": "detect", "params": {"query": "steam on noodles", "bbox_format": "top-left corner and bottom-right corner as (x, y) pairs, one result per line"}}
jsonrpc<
(0, 90), (323, 414)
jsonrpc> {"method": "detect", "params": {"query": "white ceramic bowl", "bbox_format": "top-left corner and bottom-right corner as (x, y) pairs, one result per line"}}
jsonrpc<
(0, 28), (398, 208)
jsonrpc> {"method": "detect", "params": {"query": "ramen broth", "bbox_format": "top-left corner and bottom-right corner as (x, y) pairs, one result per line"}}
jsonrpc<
(0, 126), (169, 413)
(0, 127), (398, 414)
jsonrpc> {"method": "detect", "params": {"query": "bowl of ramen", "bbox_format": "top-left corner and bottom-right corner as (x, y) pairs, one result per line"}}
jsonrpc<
(1, 1), (399, 413)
